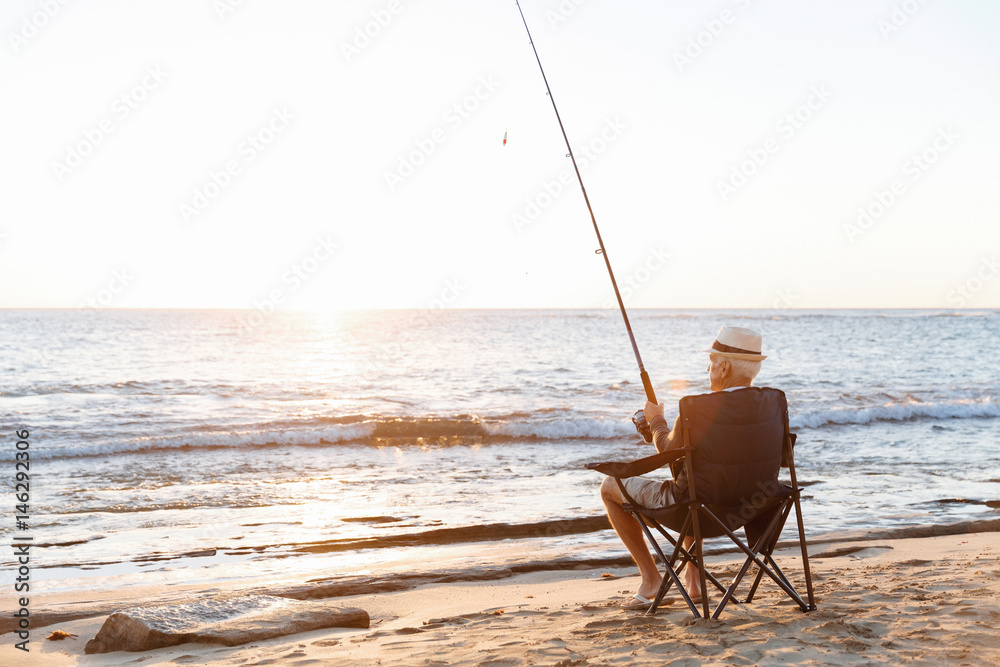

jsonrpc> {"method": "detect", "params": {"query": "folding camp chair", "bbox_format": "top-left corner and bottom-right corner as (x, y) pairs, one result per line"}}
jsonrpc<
(588, 387), (816, 619)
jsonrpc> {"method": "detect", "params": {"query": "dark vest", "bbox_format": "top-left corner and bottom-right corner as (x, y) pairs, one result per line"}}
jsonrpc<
(673, 387), (785, 508)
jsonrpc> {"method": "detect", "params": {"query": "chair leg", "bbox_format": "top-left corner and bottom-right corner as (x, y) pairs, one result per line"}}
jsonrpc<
(660, 534), (740, 607)
(631, 513), (695, 615)
(660, 513), (691, 576)
(717, 549), (762, 617)
(746, 502), (793, 603)
(745, 553), (773, 604)
(628, 508), (744, 617)
(791, 491), (817, 611)
(709, 502), (786, 619)
(650, 512), (741, 604)
(699, 505), (810, 614)
(649, 565), (675, 613)
(737, 547), (801, 613)
(764, 554), (796, 593)
(689, 506), (710, 619)
(787, 450), (817, 612)
(743, 493), (815, 612)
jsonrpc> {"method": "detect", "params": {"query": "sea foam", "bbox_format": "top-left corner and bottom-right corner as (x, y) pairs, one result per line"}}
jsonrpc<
(31, 397), (998, 460)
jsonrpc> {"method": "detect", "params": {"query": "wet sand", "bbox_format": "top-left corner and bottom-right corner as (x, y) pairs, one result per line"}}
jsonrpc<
(5, 529), (998, 666)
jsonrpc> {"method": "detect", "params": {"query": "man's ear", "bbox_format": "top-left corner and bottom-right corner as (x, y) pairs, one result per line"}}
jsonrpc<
(721, 359), (731, 377)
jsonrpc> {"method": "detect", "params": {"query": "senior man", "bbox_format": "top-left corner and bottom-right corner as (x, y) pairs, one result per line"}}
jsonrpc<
(600, 326), (768, 609)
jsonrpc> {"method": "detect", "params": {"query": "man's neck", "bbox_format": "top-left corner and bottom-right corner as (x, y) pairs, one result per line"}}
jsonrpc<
(714, 382), (751, 392)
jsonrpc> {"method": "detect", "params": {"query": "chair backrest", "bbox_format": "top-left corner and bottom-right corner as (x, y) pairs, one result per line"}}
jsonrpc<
(677, 387), (786, 508)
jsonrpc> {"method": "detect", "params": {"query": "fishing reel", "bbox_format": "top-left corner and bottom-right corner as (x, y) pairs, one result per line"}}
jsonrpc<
(632, 409), (653, 443)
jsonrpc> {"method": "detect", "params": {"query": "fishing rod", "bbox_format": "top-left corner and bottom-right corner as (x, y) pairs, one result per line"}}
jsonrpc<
(513, 0), (657, 440)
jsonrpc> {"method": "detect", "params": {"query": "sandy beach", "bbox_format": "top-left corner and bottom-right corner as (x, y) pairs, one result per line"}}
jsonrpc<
(3, 312), (999, 666)
(6, 529), (998, 666)
(4, 0), (1000, 658)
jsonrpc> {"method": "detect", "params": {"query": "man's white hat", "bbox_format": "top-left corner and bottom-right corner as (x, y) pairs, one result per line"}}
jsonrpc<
(703, 326), (767, 361)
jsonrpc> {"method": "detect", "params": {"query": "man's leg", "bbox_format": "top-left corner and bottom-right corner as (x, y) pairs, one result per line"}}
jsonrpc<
(600, 477), (661, 599)
(683, 535), (702, 600)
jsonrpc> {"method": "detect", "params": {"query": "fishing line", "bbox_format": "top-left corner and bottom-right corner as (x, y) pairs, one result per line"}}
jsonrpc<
(513, 0), (658, 438)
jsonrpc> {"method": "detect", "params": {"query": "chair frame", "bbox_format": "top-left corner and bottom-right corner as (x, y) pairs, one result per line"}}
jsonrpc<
(590, 401), (817, 619)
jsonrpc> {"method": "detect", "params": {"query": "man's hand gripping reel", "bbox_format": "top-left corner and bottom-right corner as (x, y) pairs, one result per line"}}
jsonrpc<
(632, 409), (653, 443)
(631, 369), (656, 443)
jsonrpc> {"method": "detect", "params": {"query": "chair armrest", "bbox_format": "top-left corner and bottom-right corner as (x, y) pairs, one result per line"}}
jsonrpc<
(781, 432), (797, 468)
(586, 447), (692, 479)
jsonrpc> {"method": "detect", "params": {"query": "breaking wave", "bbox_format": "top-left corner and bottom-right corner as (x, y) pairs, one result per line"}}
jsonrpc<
(790, 397), (999, 430)
(30, 396), (999, 460)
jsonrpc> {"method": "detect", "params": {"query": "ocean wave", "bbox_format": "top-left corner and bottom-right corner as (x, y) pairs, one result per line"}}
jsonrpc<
(483, 417), (631, 440)
(0, 379), (232, 398)
(36, 423), (378, 460)
(29, 397), (1000, 460)
(34, 415), (636, 460)
(928, 310), (997, 318)
(790, 398), (999, 430)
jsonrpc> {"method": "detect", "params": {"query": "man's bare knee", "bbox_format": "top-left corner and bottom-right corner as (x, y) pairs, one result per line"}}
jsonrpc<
(600, 476), (623, 504)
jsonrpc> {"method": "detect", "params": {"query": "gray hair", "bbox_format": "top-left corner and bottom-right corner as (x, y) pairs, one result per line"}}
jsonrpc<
(711, 354), (761, 385)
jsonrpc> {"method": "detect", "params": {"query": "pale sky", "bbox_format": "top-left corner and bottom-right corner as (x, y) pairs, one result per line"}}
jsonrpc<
(2, 0), (998, 310)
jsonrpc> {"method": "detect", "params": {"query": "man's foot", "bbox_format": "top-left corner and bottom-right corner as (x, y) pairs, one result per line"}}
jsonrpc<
(620, 575), (664, 610)
(635, 577), (662, 601)
(620, 594), (654, 610)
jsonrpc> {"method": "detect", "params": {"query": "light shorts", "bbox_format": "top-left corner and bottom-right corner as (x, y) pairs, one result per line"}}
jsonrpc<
(620, 476), (675, 509)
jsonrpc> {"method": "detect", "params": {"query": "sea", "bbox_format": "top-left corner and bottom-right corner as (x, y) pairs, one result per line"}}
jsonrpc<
(1, 308), (998, 597)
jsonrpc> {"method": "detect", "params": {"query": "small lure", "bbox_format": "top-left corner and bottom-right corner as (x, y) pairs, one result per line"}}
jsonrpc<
(503, 127), (508, 147)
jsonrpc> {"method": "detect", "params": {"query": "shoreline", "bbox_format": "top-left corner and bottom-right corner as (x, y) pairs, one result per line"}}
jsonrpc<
(12, 509), (1000, 581)
(4, 529), (998, 665)
(7, 516), (999, 636)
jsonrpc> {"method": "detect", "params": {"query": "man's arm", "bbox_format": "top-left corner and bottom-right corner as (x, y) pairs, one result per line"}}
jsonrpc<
(643, 400), (681, 454)
(650, 414), (681, 454)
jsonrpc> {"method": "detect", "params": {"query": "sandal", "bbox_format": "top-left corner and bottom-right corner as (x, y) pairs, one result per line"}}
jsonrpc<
(620, 594), (654, 610)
